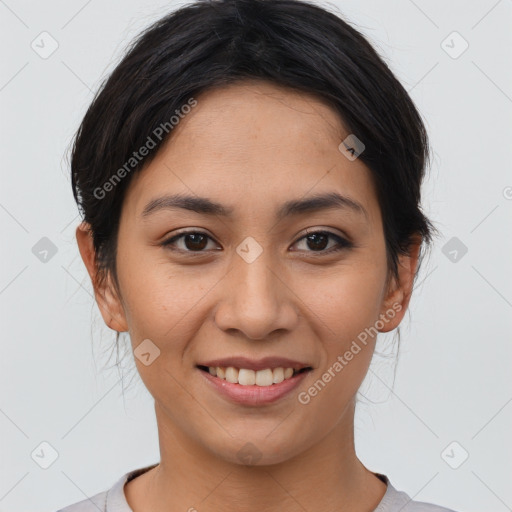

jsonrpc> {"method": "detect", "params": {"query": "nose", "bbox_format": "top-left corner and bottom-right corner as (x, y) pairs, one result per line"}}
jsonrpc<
(213, 249), (300, 341)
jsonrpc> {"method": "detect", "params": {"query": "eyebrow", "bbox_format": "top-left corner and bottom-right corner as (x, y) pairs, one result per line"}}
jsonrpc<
(141, 191), (368, 221)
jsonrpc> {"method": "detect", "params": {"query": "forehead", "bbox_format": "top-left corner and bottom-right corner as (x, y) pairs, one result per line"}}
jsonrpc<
(177, 80), (345, 144)
(123, 81), (380, 226)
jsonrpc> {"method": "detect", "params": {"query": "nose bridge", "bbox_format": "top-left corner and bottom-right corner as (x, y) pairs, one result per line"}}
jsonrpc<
(238, 246), (277, 305)
(214, 240), (298, 340)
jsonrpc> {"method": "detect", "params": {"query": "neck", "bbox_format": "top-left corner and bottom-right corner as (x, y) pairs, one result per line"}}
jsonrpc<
(125, 400), (387, 512)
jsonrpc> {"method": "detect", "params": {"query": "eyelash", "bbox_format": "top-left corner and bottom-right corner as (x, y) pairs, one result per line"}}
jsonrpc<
(161, 229), (353, 256)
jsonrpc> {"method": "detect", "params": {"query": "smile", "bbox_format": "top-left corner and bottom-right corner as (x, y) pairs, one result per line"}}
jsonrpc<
(197, 365), (311, 386)
(197, 364), (313, 406)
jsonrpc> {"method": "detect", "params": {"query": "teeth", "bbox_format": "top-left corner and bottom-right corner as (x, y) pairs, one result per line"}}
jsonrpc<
(206, 366), (305, 386)
(272, 367), (284, 384)
(255, 368), (273, 386)
(225, 367), (238, 384)
(238, 368), (256, 385)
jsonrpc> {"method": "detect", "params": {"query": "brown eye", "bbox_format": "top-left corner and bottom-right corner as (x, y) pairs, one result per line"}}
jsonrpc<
(305, 232), (329, 251)
(161, 231), (217, 252)
(292, 230), (352, 254)
(161, 229), (352, 255)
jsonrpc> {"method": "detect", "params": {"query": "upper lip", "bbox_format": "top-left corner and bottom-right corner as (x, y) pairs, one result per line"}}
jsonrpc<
(197, 356), (313, 372)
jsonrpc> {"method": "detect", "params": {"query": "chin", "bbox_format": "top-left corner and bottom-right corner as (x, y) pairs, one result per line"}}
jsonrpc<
(208, 431), (309, 467)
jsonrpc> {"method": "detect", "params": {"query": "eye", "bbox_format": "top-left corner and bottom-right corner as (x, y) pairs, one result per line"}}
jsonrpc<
(161, 230), (219, 252)
(161, 229), (353, 255)
(292, 229), (353, 254)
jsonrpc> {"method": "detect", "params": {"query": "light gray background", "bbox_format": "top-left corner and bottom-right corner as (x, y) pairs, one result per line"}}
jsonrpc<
(1, 1), (511, 511)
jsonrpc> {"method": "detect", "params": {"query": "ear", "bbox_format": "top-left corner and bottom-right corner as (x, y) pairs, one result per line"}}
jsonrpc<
(75, 221), (128, 332)
(378, 235), (422, 333)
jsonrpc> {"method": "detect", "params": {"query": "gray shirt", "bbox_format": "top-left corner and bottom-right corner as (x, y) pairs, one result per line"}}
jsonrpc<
(56, 464), (458, 512)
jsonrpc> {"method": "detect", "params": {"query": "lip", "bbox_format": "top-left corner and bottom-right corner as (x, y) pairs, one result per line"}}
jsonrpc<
(198, 366), (312, 406)
(196, 356), (312, 372)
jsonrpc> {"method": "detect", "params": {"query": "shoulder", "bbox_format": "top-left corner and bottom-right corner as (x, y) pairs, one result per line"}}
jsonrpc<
(375, 474), (459, 512)
(398, 498), (458, 512)
(55, 463), (159, 512)
(55, 489), (108, 512)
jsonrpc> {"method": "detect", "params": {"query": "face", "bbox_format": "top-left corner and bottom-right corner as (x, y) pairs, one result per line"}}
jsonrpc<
(77, 81), (417, 466)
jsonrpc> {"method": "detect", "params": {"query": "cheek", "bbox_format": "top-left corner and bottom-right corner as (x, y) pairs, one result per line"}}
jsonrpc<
(116, 241), (215, 340)
(296, 262), (387, 342)
(294, 266), (384, 426)
(118, 239), (387, 347)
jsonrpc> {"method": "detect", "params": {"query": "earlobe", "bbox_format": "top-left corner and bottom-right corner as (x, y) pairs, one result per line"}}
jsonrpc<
(97, 276), (129, 333)
(379, 236), (422, 333)
(378, 277), (405, 333)
(75, 222), (128, 333)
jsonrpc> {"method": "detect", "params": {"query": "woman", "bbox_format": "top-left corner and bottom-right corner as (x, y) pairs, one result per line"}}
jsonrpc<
(58, 0), (459, 510)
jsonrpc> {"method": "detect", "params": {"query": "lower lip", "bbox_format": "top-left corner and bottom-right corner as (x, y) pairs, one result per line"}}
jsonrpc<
(198, 368), (311, 406)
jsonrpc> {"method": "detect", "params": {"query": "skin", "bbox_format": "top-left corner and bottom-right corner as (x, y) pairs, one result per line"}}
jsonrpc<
(76, 80), (421, 512)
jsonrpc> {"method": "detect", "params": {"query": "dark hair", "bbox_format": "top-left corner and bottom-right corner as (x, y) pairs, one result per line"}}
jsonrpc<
(69, 0), (436, 361)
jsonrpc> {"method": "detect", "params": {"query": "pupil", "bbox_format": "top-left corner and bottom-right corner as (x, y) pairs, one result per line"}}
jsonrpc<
(307, 233), (328, 251)
(185, 233), (207, 251)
